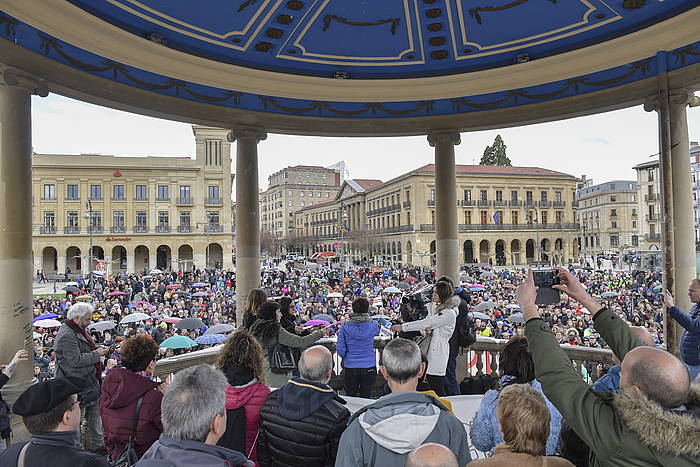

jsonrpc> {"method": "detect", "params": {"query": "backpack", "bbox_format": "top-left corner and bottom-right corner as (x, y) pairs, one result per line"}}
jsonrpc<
(454, 291), (477, 348)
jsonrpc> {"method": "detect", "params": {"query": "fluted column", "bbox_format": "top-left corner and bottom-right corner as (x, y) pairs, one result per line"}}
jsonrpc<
(428, 130), (461, 284)
(229, 127), (266, 325)
(0, 67), (48, 403)
(645, 87), (700, 356)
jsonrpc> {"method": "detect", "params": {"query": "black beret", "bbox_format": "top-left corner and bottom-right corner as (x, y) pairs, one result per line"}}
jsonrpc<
(13, 377), (83, 416)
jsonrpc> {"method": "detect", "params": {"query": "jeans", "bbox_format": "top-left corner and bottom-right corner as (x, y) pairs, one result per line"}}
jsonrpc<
(445, 348), (460, 396)
(78, 400), (104, 451)
(344, 367), (377, 398)
(688, 364), (700, 381)
(426, 374), (446, 397)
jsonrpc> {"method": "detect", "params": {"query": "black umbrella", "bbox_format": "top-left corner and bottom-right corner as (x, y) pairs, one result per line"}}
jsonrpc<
(396, 283), (410, 290)
(62, 285), (81, 293)
(174, 317), (206, 330)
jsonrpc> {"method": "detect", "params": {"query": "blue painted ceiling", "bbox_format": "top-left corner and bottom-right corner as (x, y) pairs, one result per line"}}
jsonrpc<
(66, 0), (700, 79)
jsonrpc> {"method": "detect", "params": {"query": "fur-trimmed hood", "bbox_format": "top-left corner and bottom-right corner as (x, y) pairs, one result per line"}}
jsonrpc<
(612, 382), (700, 458)
(436, 295), (461, 313)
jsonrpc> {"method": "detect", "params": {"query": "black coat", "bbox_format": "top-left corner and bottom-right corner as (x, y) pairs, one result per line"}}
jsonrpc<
(0, 374), (10, 440)
(0, 431), (110, 467)
(257, 384), (350, 467)
(448, 289), (471, 352)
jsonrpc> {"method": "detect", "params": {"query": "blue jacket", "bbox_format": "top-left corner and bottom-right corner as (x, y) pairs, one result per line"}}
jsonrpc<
(469, 376), (562, 456)
(669, 305), (700, 366)
(135, 435), (252, 467)
(591, 364), (621, 393)
(337, 320), (379, 368)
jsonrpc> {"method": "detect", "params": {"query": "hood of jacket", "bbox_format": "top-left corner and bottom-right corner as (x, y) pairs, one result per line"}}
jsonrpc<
(277, 377), (344, 420)
(141, 435), (252, 467)
(100, 367), (159, 409)
(342, 320), (378, 339)
(612, 382), (700, 458)
(349, 391), (450, 454)
(436, 296), (461, 314)
(249, 318), (280, 345)
(225, 380), (269, 410)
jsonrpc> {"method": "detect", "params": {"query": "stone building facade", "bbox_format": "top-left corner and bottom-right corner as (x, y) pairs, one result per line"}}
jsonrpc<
(294, 165), (580, 266)
(633, 159), (662, 252)
(32, 126), (233, 275)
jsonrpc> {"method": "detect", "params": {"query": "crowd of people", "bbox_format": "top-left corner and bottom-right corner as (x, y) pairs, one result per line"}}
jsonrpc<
(0, 259), (698, 466)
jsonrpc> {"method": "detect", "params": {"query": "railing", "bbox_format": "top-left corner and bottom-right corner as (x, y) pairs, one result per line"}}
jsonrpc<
(205, 197), (222, 205)
(646, 214), (657, 222)
(538, 200), (552, 207)
(369, 225), (414, 235)
(88, 226), (103, 234)
(367, 204), (401, 216)
(645, 194), (658, 202)
(459, 199), (475, 207)
(492, 200), (508, 207)
(457, 222), (580, 231)
(64, 197), (80, 201)
(177, 225), (192, 233)
(553, 201), (566, 207)
(420, 224), (435, 232)
(204, 224), (224, 232)
(110, 226), (126, 233)
(177, 197), (193, 205)
(156, 225), (171, 233)
(645, 233), (661, 242)
(153, 336), (614, 385)
(134, 225), (148, 233)
(63, 226), (80, 234)
(508, 200), (522, 207)
(40, 225), (56, 234)
(428, 200), (435, 207)
(477, 200), (490, 207)
(41, 197), (57, 201)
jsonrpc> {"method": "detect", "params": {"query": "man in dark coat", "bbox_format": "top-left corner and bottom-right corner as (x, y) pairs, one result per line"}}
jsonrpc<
(0, 377), (110, 467)
(257, 345), (350, 467)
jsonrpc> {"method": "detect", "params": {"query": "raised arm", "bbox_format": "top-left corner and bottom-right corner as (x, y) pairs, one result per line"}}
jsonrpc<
(401, 308), (456, 332)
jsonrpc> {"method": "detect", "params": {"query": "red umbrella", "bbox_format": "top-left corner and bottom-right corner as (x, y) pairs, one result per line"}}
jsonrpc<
(163, 317), (181, 324)
(406, 277), (418, 283)
(108, 291), (126, 297)
(167, 283), (181, 290)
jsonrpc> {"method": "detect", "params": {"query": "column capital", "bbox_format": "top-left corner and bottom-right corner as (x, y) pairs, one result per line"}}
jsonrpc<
(427, 129), (461, 147)
(644, 88), (700, 112)
(227, 126), (267, 143)
(0, 67), (48, 97)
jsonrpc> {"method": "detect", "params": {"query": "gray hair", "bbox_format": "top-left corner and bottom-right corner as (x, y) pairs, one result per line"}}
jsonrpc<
(66, 302), (94, 320)
(298, 346), (333, 383)
(381, 338), (422, 384)
(161, 365), (227, 442)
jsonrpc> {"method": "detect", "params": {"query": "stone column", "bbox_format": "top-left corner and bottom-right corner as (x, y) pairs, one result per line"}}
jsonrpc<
(645, 88), (700, 356)
(126, 254), (135, 274)
(0, 68), (48, 403)
(229, 127), (266, 325)
(428, 130), (461, 284)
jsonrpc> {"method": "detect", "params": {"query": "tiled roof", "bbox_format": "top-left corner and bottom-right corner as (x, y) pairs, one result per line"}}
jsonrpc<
(353, 179), (383, 190)
(414, 164), (575, 177)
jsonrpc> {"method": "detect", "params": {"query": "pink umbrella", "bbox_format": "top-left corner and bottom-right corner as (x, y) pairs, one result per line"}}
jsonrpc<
(163, 316), (181, 324)
(304, 319), (331, 327)
(108, 291), (126, 297)
(167, 284), (181, 290)
(135, 300), (154, 310)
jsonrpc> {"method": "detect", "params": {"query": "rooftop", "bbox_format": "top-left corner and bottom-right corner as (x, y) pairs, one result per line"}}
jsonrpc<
(414, 164), (576, 178)
(577, 180), (637, 198)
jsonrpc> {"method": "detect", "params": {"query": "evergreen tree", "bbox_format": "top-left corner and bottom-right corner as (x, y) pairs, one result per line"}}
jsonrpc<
(479, 135), (511, 166)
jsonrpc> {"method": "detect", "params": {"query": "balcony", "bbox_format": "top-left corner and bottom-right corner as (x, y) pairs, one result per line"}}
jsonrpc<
(427, 200), (435, 207)
(420, 224), (435, 232)
(524, 199), (535, 207)
(459, 199), (475, 207)
(457, 222), (581, 232)
(369, 225), (414, 235)
(402, 201), (412, 208)
(64, 226), (80, 234)
(40, 225), (56, 234)
(645, 193), (658, 202)
(646, 214), (658, 222)
(110, 226), (126, 233)
(204, 224), (224, 232)
(64, 197), (80, 202)
(177, 225), (192, 233)
(492, 200), (508, 207)
(205, 197), (222, 205)
(538, 200), (553, 207)
(553, 201), (567, 208)
(508, 200), (522, 207)
(41, 197), (57, 201)
(134, 225), (148, 233)
(156, 225), (171, 233)
(477, 200), (491, 207)
(88, 226), (103, 234)
(177, 197), (193, 205)
(645, 234), (661, 242)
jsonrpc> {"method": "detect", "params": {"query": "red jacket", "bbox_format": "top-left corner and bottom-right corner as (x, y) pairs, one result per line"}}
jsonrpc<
(225, 382), (270, 465)
(99, 368), (164, 461)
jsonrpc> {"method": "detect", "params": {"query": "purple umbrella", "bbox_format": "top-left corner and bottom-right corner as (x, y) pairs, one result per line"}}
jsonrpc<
(191, 282), (206, 288)
(135, 300), (154, 310)
(305, 319), (331, 327)
(192, 291), (208, 297)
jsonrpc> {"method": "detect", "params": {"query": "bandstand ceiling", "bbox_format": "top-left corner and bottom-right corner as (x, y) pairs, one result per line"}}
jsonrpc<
(1, 1), (700, 136)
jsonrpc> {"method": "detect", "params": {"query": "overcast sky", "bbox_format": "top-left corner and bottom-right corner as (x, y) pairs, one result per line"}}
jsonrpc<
(32, 94), (700, 200)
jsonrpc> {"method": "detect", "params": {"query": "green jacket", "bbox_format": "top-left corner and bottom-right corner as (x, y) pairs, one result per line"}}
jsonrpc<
(525, 308), (700, 466)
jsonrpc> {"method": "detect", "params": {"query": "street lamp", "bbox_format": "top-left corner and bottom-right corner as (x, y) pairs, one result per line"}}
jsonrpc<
(84, 198), (94, 290)
(341, 206), (349, 270)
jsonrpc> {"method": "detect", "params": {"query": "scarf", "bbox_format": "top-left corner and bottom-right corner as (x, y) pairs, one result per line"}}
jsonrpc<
(67, 320), (103, 383)
(348, 313), (371, 324)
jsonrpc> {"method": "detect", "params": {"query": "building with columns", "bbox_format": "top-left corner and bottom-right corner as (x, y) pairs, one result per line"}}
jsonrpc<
(690, 141), (700, 242)
(260, 164), (341, 243)
(575, 180), (639, 260)
(294, 163), (580, 266)
(31, 126), (233, 275)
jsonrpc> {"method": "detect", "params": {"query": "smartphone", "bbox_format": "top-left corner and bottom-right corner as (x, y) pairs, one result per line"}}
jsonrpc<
(533, 269), (561, 305)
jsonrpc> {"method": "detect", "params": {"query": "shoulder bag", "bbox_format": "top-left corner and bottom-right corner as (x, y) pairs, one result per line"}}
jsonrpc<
(268, 333), (297, 374)
(111, 395), (145, 467)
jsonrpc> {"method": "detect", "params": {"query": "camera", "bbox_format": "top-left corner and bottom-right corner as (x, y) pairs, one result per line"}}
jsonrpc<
(533, 269), (561, 305)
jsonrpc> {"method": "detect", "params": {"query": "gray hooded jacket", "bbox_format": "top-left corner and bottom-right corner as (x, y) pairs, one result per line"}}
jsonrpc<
(335, 391), (470, 467)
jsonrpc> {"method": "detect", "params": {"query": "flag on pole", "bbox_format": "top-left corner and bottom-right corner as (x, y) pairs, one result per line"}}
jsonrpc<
(492, 211), (500, 225)
(340, 223), (351, 232)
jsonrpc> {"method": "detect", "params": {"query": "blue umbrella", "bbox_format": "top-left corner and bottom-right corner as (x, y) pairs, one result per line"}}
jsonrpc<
(33, 313), (58, 322)
(195, 334), (226, 345)
(159, 335), (198, 349)
(601, 291), (619, 297)
(191, 282), (206, 288)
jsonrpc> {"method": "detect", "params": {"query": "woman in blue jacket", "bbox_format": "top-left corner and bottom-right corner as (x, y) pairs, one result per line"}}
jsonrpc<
(337, 297), (380, 398)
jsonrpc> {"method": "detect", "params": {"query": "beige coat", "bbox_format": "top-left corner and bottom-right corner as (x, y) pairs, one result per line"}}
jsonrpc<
(469, 445), (574, 467)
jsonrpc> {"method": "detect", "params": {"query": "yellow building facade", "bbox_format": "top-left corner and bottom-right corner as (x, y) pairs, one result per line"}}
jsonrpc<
(32, 126), (233, 275)
(294, 165), (580, 266)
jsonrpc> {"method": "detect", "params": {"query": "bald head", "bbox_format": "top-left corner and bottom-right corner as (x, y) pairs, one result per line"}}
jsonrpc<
(620, 346), (690, 408)
(298, 345), (333, 383)
(405, 444), (458, 467)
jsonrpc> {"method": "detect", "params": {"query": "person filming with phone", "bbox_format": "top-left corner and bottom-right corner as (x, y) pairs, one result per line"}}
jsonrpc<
(518, 268), (699, 466)
(662, 282), (700, 381)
